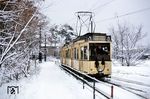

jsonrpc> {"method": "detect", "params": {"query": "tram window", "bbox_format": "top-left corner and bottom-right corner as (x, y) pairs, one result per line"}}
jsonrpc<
(80, 46), (88, 60)
(84, 46), (88, 60)
(74, 48), (78, 60)
(89, 43), (110, 61)
(74, 48), (76, 59)
(81, 47), (84, 60)
(76, 49), (79, 59)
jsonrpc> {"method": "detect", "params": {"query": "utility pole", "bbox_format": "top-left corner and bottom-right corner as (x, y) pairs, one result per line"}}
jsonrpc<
(39, 26), (42, 63)
(44, 34), (46, 62)
(90, 15), (93, 33)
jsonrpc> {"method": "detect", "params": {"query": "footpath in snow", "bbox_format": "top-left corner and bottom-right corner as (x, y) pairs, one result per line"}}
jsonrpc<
(0, 60), (93, 99)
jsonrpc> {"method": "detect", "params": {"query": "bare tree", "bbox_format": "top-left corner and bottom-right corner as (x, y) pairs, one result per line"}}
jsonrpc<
(109, 22), (146, 66)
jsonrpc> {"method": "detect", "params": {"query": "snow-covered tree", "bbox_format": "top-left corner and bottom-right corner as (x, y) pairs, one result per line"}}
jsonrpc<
(48, 24), (77, 46)
(0, 0), (47, 84)
(109, 22), (146, 66)
(59, 24), (77, 42)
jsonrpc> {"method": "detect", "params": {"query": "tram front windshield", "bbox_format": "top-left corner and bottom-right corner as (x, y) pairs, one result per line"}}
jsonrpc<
(89, 43), (110, 61)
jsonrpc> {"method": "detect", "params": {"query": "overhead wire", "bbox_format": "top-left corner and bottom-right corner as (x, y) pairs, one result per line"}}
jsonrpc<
(64, 0), (115, 27)
(65, 0), (110, 25)
(62, 1), (150, 36)
(91, 0), (115, 12)
(40, 0), (62, 11)
(57, 0), (115, 32)
(96, 6), (150, 23)
(88, 0), (102, 11)
(85, 0), (116, 32)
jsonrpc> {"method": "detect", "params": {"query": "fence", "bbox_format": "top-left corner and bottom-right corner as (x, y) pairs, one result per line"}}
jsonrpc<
(58, 63), (114, 99)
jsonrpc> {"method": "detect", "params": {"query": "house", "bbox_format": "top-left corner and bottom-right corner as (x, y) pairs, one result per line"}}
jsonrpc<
(41, 45), (60, 58)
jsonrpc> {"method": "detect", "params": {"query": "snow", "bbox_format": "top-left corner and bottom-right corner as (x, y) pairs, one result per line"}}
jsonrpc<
(112, 60), (150, 98)
(0, 59), (93, 99)
(0, 58), (150, 99)
(112, 60), (150, 85)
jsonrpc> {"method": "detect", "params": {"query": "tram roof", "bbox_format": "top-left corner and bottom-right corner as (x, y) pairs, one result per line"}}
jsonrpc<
(73, 32), (109, 42)
(63, 33), (111, 47)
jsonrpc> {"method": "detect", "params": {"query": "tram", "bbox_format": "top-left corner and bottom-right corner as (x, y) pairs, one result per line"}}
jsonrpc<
(61, 33), (112, 77)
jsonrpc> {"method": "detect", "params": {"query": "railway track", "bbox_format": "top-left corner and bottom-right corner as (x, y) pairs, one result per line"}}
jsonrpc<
(103, 76), (150, 99)
(102, 78), (148, 99)
(59, 64), (113, 99)
(55, 61), (148, 99)
(111, 76), (150, 88)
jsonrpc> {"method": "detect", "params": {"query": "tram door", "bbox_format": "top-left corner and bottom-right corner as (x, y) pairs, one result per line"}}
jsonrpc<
(73, 48), (79, 70)
(79, 46), (83, 71)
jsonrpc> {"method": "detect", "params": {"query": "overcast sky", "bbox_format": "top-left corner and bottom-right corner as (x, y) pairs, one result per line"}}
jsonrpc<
(40, 0), (150, 45)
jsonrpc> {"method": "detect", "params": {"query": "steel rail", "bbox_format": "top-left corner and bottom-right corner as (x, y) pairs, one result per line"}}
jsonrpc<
(60, 64), (113, 99)
(111, 76), (150, 88)
(102, 79), (148, 99)
(55, 61), (148, 99)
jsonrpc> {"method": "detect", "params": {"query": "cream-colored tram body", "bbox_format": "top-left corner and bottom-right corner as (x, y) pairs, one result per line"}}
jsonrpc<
(61, 33), (112, 77)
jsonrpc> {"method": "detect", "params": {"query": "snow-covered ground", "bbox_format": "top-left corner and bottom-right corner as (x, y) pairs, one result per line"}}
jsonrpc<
(0, 59), (93, 99)
(0, 58), (150, 99)
(112, 60), (150, 85)
(112, 60), (150, 98)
